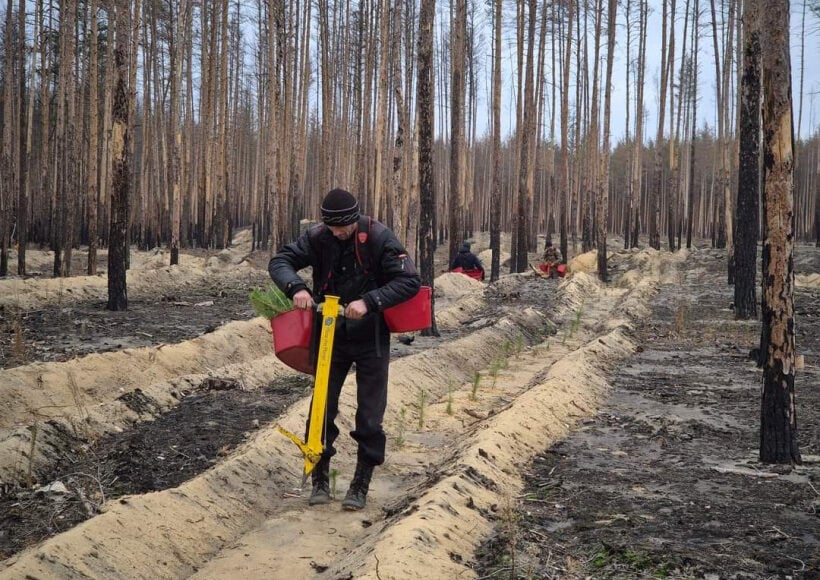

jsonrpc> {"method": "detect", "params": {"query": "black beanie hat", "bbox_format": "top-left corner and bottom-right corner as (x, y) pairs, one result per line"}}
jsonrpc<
(321, 188), (360, 225)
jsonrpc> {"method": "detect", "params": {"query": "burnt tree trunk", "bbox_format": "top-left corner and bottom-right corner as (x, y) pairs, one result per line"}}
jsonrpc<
(490, 0), (502, 281)
(734, 0), (761, 320)
(417, 0), (438, 337)
(108, 1), (130, 311)
(759, 0), (800, 465)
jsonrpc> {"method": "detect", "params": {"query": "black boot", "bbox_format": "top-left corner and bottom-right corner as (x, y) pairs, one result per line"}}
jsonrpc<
(308, 456), (332, 506)
(342, 461), (373, 511)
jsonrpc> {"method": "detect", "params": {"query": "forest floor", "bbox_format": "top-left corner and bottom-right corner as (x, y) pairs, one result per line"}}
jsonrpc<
(0, 230), (817, 579)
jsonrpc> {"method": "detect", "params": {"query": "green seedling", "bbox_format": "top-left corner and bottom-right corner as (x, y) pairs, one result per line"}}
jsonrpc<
(446, 382), (454, 415)
(500, 496), (522, 578)
(329, 468), (338, 498)
(417, 389), (427, 429)
(470, 371), (481, 401)
(488, 358), (501, 388)
(249, 284), (294, 319)
(570, 304), (584, 336)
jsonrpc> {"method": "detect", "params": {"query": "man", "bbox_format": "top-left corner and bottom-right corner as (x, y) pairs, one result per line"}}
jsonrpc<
(541, 239), (562, 278)
(449, 241), (485, 280)
(542, 239), (561, 263)
(268, 188), (420, 510)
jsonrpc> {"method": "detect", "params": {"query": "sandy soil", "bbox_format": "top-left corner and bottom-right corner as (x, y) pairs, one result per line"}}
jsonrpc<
(0, 233), (817, 579)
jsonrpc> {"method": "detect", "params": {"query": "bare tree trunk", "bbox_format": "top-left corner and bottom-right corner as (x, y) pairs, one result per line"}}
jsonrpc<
(598, 0), (617, 281)
(583, 0), (602, 254)
(417, 0), (439, 337)
(514, 0), (537, 273)
(373, 0), (390, 220)
(630, 0), (648, 249)
(169, 0), (188, 265)
(448, 0), (466, 262)
(490, 0), (502, 281)
(16, 0), (29, 276)
(108, 0), (131, 311)
(560, 0), (576, 264)
(200, 1), (216, 248)
(759, 0), (799, 465)
(87, 0), (100, 274)
(649, 0), (672, 250)
(0, 0), (15, 277)
(686, 0), (700, 249)
(669, 0), (689, 252)
(215, 0), (230, 249)
(61, 0), (78, 276)
(735, 0), (761, 319)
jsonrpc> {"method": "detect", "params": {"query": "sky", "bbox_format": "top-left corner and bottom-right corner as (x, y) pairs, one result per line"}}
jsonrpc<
(484, 0), (820, 145)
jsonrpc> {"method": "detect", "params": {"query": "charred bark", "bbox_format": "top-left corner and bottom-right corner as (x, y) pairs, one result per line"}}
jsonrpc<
(759, 0), (799, 465)
(108, 2), (130, 312)
(417, 0), (438, 337)
(734, 0), (761, 320)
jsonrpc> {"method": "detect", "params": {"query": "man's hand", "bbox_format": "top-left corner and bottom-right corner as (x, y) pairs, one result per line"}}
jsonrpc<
(344, 299), (368, 320)
(293, 289), (314, 311)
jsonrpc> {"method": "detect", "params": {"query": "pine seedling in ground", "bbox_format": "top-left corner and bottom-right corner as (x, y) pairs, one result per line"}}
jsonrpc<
(446, 382), (455, 415)
(329, 469), (338, 498)
(571, 303), (584, 336)
(470, 371), (481, 401)
(489, 358), (502, 388)
(417, 389), (428, 429)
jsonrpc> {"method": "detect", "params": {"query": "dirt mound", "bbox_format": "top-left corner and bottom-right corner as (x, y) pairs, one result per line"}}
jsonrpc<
(4, 237), (812, 580)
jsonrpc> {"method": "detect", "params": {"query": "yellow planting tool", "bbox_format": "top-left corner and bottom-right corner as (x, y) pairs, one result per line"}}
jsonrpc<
(276, 295), (341, 487)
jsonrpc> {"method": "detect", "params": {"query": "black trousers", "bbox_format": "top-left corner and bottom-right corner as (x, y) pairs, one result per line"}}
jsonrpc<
(306, 320), (390, 467)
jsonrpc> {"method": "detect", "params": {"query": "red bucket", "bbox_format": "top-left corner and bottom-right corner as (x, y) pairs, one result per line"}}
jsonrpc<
(450, 267), (484, 281)
(384, 286), (432, 333)
(271, 309), (314, 374)
(556, 264), (567, 278)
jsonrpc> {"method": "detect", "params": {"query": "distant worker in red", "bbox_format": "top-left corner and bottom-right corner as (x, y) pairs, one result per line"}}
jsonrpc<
(449, 241), (485, 281)
(540, 239), (563, 278)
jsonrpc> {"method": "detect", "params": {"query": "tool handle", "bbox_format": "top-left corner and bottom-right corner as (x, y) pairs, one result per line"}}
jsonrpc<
(316, 302), (345, 316)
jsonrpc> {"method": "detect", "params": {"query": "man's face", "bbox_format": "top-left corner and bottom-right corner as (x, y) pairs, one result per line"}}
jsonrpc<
(328, 223), (357, 241)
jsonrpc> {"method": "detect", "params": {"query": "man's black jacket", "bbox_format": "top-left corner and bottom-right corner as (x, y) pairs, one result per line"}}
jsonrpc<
(450, 249), (483, 272)
(268, 217), (421, 316)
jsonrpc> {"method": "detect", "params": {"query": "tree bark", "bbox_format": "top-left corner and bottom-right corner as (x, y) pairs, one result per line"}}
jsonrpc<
(559, 0), (575, 264)
(735, 0), (761, 319)
(0, 0), (15, 277)
(598, 0), (617, 282)
(686, 0), (699, 249)
(514, 0), (537, 273)
(490, 0), (502, 282)
(16, 0), (29, 276)
(87, 0), (100, 274)
(630, 0), (647, 249)
(449, 0), (466, 264)
(108, 0), (131, 311)
(417, 0), (439, 337)
(759, 0), (800, 465)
